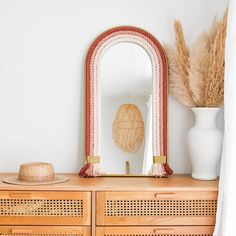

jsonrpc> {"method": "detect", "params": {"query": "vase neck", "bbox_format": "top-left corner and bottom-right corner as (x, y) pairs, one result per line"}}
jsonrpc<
(191, 108), (220, 128)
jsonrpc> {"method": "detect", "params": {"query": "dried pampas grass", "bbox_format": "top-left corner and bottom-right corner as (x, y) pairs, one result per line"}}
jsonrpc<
(204, 10), (228, 107)
(174, 21), (194, 102)
(207, 17), (219, 50)
(189, 32), (209, 106)
(166, 9), (228, 108)
(165, 46), (195, 107)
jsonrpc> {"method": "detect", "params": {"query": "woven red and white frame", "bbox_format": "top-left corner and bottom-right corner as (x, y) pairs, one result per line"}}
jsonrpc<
(79, 26), (173, 177)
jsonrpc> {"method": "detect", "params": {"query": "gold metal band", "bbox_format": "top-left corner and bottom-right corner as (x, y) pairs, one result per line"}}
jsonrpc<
(153, 156), (166, 164)
(87, 156), (100, 164)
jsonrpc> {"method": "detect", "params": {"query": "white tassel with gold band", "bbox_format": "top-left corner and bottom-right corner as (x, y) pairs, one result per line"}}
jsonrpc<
(149, 156), (172, 177)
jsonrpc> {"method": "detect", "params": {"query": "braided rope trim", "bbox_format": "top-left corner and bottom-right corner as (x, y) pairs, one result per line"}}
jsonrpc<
(91, 33), (161, 155)
(85, 26), (168, 164)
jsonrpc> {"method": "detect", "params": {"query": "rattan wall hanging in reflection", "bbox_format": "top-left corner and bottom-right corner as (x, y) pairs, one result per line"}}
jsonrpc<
(112, 104), (144, 153)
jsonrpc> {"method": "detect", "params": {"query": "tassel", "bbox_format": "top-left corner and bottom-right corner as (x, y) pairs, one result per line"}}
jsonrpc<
(148, 156), (173, 177)
(79, 156), (104, 177)
(148, 163), (167, 177)
(163, 163), (173, 175)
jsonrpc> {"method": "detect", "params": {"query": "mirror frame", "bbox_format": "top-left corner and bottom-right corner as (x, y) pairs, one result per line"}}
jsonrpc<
(79, 26), (173, 177)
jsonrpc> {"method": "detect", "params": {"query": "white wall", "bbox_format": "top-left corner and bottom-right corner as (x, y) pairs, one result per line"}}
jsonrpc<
(0, 0), (228, 173)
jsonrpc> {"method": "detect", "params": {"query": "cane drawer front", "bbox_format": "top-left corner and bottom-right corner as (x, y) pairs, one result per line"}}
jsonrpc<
(96, 226), (214, 236)
(96, 191), (217, 226)
(0, 226), (90, 236)
(0, 191), (91, 225)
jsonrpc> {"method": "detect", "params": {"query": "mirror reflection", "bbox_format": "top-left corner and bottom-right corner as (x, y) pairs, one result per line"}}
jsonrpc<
(100, 43), (152, 175)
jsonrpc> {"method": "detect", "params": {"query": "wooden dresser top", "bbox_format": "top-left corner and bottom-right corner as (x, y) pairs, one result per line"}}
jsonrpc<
(0, 174), (218, 191)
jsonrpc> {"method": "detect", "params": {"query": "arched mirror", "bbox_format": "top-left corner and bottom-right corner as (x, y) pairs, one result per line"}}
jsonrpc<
(79, 26), (172, 177)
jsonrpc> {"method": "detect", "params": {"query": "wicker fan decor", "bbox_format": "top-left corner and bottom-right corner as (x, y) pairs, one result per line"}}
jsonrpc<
(112, 104), (144, 153)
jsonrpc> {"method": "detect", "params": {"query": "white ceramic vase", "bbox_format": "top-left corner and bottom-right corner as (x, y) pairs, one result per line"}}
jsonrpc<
(187, 107), (223, 180)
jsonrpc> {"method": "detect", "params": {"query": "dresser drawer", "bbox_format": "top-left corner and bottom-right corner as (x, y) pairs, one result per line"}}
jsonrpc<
(96, 191), (217, 225)
(0, 191), (91, 225)
(0, 226), (90, 236)
(96, 226), (214, 236)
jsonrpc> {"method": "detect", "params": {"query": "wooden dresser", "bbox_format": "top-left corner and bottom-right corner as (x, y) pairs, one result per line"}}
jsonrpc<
(0, 174), (218, 236)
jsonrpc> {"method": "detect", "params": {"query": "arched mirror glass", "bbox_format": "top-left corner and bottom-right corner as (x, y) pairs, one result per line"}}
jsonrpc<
(100, 43), (152, 175)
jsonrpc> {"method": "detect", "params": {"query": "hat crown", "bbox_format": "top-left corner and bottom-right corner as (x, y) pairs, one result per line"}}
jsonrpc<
(18, 162), (55, 183)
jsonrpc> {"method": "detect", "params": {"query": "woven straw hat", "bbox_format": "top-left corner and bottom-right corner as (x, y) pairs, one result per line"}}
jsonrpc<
(2, 162), (69, 185)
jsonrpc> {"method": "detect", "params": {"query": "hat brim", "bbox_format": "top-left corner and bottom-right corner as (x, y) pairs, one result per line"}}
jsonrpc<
(2, 175), (69, 185)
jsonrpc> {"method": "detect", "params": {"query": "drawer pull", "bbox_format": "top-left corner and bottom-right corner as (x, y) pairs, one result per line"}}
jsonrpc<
(11, 228), (33, 234)
(154, 228), (174, 233)
(154, 192), (175, 198)
(9, 193), (32, 198)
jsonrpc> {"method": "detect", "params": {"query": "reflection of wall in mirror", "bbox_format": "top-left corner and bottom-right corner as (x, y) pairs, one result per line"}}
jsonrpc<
(142, 95), (153, 174)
